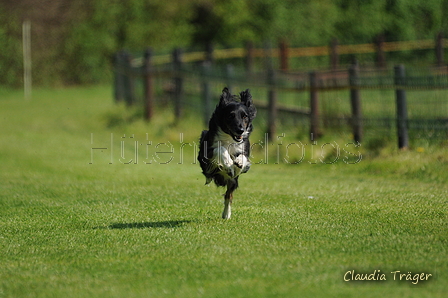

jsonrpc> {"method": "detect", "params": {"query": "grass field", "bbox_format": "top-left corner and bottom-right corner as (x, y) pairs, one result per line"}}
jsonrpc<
(0, 86), (447, 297)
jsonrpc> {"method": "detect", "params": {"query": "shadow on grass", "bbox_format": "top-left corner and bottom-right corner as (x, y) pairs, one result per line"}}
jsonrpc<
(107, 220), (191, 229)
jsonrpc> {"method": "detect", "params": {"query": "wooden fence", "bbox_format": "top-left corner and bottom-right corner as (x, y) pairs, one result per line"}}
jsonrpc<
(114, 36), (448, 147)
(127, 34), (447, 68)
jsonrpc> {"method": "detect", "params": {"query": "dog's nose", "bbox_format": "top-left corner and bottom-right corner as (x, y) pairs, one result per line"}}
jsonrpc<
(236, 128), (245, 135)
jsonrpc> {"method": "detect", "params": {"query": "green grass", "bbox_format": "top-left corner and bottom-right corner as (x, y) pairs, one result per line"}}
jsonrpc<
(0, 86), (447, 297)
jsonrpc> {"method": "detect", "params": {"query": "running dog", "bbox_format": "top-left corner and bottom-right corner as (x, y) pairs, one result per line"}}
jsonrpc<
(198, 87), (257, 219)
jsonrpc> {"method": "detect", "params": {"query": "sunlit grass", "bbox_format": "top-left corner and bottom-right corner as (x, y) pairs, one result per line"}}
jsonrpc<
(0, 86), (446, 297)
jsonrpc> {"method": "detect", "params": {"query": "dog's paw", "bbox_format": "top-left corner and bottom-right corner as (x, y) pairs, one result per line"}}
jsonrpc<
(222, 205), (231, 219)
(234, 154), (247, 169)
(241, 162), (251, 173)
(232, 155), (250, 177)
(225, 166), (235, 178)
(214, 147), (234, 168)
(222, 200), (232, 219)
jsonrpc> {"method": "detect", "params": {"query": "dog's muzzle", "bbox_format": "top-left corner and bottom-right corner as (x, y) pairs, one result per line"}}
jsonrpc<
(232, 134), (244, 143)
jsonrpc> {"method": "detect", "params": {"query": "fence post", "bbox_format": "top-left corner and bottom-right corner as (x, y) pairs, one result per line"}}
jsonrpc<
(394, 65), (409, 149)
(123, 51), (135, 106)
(309, 71), (320, 140)
(330, 38), (339, 71)
(22, 20), (32, 101)
(349, 62), (362, 143)
(206, 42), (214, 63)
(201, 61), (212, 126)
(265, 42), (277, 141)
(375, 34), (386, 68)
(172, 48), (183, 121)
(436, 32), (444, 67)
(114, 51), (125, 103)
(267, 66), (277, 141)
(143, 48), (154, 121)
(245, 41), (254, 77)
(279, 40), (288, 72)
(225, 64), (235, 94)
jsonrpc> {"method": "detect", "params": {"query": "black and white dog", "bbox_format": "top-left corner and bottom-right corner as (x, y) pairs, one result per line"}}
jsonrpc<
(198, 87), (257, 219)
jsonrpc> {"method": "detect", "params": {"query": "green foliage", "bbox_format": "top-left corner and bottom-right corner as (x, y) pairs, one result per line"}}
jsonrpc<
(191, 0), (255, 46)
(120, 0), (193, 50)
(0, 5), (22, 87)
(2, 0), (448, 86)
(62, 1), (119, 84)
(384, 0), (445, 41)
(266, 0), (339, 45)
(334, 0), (389, 43)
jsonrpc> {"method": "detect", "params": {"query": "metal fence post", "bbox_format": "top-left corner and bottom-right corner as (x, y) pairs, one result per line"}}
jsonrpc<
(436, 32), (444, 67)
(265, 41), (277, 141)
(201, 61), (212, 126)
(330, 38), (339, 71)
(225, 64), (235, 94)
(267, 67), (277, 141)
(22, 20), (32, 101)
(113, 51), (125, 103)
(349, 62), (362, 143)
(245, 41), (254, 77)
(279, 40), (288, 72)
(206, 42), (214, 63)
(123, 51), (135, 106)
(143, 48), (154, 121)
(394, 65), (409, 149)
(172, 48), (183, 121)
(375, 34), (386, 69)
(309, 71), (320, 140)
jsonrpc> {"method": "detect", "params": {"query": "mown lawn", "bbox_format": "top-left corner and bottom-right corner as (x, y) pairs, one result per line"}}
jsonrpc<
(0, 86), (446, 297)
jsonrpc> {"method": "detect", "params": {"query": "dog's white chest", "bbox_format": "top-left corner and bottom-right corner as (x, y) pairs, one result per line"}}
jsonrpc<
(212, 128), (244, 157)
(207, 128), (249, 180)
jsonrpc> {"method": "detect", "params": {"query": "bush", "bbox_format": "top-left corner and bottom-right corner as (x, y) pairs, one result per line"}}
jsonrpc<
(1, 0), (448, 86)
(0, 6), (22, 87)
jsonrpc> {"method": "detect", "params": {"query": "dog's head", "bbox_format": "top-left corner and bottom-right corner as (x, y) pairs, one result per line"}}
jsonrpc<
(215, 87), (257, 143)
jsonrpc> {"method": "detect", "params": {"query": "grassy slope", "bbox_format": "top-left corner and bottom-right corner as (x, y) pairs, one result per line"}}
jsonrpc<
(0, 86), (446, 297)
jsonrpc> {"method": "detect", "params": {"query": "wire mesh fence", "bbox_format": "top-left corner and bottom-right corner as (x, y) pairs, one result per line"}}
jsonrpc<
(113, 42), (448, 147)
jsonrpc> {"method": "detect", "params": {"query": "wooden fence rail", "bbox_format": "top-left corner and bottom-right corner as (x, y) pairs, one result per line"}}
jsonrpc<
(114, 36), (448, 147)
(130, 35), (447, 67)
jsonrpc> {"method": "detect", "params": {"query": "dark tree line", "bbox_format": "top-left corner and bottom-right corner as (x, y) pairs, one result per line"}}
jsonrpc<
(1, 0), (448, 86)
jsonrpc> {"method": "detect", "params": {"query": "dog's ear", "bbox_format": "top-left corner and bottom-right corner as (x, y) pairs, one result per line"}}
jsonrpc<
(240, 89), (257, 118)
(219, 87), (232, 106)
(240, 89), (252, 106)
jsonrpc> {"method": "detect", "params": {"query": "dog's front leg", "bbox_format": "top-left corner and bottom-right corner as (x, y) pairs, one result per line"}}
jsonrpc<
(234, 154), (250, 175)
(213, 146), (235, 177)
(222, 181), (236, 219)
(222, 191), (232, 219)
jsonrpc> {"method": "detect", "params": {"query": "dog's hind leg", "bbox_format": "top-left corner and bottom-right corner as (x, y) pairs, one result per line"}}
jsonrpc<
(222, 179), (238, 219)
